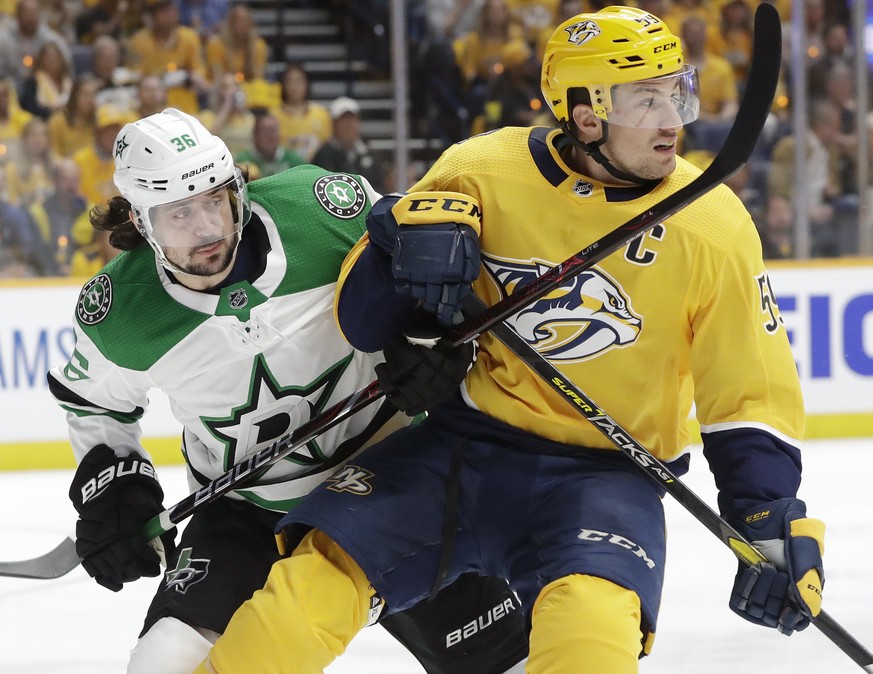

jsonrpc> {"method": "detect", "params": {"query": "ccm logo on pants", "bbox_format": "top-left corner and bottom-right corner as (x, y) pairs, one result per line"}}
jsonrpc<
(578, 529), (656, 569)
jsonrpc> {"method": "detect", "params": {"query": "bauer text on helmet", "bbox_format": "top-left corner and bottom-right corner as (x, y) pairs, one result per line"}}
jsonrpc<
(541, 6), (700, 128)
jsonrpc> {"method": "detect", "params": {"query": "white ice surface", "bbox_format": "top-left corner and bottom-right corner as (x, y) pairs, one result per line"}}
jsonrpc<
(1, 439), (871, 673)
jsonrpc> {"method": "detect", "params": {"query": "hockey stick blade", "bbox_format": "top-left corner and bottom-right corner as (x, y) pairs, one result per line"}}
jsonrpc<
(0, 382), (385, 580)
(0, 4), (783, 581)
(443, 2), (782, 349)
(0, 536), (79, 579)
(466, 294), (873, 672)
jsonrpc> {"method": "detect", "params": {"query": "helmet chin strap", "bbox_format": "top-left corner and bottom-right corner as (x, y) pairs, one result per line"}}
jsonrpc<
(560, 121), (659, 187)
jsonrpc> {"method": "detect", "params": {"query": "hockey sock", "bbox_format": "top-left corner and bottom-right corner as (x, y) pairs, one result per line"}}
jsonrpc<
(127, 616), (216, 674)
(196, 529), (375, 674)
(527, 574), (644, 674)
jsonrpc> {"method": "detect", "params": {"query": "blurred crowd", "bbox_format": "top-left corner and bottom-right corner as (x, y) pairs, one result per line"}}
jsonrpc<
(0, 0), (867, 279)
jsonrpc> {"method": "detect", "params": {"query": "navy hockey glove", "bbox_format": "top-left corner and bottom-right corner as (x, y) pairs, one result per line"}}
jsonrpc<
(375, 321), (477, 416)
(69, 444), (176, 592)
(367, 192), (482, 325)
(728, 497), (825, 635)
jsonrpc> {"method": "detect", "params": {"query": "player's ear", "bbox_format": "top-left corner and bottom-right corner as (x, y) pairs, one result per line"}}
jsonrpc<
(572, 104), (602, 143)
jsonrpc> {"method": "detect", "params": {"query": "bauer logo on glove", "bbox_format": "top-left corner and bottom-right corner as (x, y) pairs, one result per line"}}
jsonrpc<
(78, 457), (158, 504)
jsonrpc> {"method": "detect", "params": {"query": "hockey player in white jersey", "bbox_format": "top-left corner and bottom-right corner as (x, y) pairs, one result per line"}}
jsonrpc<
(47, 108), (528, 674)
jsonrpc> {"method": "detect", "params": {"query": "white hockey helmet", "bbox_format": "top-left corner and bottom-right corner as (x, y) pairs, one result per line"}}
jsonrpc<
(113, 108), (250, 268)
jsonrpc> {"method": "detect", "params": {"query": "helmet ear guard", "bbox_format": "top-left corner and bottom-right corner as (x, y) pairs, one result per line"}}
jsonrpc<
(541, 6), (698, 127)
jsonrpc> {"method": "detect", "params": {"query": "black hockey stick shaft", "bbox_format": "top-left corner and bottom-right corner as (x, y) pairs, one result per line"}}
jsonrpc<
(467, 295), (873, 671)
(0, 383), (386, 580)
(142, 380), (385, 539)
(0, 3), (781, 580)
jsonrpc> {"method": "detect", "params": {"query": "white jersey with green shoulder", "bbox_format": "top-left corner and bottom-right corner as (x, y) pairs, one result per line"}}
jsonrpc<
(48, 166), (394, 512)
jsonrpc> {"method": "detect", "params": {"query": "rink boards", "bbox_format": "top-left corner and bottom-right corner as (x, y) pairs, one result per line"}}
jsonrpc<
(1, 258), (871, 470)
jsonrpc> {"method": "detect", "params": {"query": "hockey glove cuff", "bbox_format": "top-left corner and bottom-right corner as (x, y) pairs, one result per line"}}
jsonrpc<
(728, 497), (825, 635)
(69, 444), (176, 592)
(375, 319), (477, 416)
(366, 192), (482, 325)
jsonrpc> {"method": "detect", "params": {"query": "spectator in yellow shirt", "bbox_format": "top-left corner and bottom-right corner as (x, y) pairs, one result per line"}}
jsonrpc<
(708, 0), (754, 86)
(270, 62), (331, 161)
(125, 0), (209, 115)
(0, 76), (33, 162)
(4, 117), (55, 208)
(681, 15), (738, 121)
(199, 73), (256, 156)
(134, 74), (169, 119)
(453, 0), (526, 85)
(205, 3), (268, 83)
(69, 227), (119, 277)
(71, 103), (131, 206)
(48, 74), (100, 158)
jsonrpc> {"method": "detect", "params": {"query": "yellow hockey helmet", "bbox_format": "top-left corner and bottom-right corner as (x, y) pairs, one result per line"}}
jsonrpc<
(542, 6), (694, 125)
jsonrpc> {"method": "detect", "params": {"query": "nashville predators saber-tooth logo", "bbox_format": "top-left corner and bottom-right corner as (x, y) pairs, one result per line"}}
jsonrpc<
(483, 255), (642, 361)
(564, 20), (600, 46)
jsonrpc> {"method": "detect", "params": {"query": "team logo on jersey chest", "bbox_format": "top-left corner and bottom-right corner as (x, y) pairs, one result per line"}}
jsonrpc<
(202, 354), (353, 473)
(482, 254), (642, 361)
(76, 273), (112, 325)
(313, 174), (367, 219)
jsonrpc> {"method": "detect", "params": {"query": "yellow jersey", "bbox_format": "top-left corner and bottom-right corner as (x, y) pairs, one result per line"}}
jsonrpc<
(338, 126), (804, 464)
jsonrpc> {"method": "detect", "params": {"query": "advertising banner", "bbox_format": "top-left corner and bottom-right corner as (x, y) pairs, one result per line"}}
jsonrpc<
(1, 261), (871, 468)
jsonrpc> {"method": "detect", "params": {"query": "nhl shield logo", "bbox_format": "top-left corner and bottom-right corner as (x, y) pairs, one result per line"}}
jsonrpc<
(572, 180), (594, 197)
(228, 288), (248, 309)
(76, 273), (112, 325)
(313, 174), (367, 219)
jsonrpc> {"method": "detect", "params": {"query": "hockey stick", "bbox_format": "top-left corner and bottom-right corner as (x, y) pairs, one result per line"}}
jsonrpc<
(466, 295), (873, 672)
(0, 380), (386, 579)
(0, 3), (781, 582)
(0, 536), (80, 580)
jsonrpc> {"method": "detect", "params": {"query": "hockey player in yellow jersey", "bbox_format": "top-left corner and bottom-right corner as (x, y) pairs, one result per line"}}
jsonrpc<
(196, 7), (825, 673)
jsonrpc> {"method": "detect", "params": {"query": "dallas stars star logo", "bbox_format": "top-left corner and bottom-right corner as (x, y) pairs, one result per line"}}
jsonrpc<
(202, 354), (352, 472)
(114, 133), (129, 159)
(313, 174), (366, 219)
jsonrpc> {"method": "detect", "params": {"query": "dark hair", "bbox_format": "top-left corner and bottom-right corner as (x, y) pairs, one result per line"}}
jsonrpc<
(90, 196), (144, 251)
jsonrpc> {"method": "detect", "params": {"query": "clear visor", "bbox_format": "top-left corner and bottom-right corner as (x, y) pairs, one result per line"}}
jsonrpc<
(603, 65), (700, 129)
(137, 172), (250, 249)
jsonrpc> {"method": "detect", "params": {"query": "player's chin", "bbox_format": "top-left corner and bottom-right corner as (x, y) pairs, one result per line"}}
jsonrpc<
(637, 160), (675, 182)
